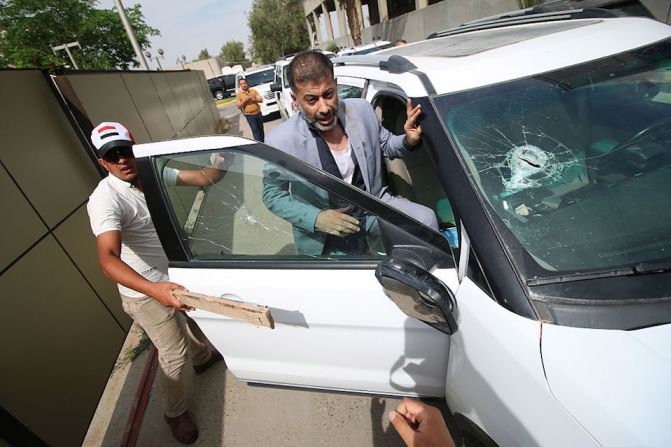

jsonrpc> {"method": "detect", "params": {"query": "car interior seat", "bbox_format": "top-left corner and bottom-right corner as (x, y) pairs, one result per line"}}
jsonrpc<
(376, 96), (455, 228)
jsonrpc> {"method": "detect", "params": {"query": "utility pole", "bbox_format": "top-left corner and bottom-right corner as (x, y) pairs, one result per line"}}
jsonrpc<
(51, 41), (81, 69)
(113, 0), (149, 70)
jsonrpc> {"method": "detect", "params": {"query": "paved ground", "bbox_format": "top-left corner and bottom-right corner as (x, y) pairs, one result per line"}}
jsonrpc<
(84, 102), (452, 447)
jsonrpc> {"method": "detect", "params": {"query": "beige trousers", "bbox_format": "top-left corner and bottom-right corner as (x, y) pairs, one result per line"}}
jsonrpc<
(121, 295), (213, 417)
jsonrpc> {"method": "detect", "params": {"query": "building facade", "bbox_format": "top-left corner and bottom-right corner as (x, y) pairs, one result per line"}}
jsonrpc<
(304, 0), (671, 49)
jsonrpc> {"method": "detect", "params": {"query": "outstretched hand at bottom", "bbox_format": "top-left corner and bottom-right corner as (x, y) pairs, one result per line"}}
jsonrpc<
(389, 398), (456, 447)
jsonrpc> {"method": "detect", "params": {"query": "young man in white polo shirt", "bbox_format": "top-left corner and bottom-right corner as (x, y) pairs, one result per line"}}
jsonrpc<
(87, 122), (228, 444)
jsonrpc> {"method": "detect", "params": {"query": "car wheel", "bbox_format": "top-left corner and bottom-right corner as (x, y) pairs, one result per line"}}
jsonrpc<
(215, 91), (224, 100)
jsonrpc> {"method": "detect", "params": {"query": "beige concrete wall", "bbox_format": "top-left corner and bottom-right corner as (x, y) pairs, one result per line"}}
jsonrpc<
(165, 58), (223, 79)
(0, 68), (220, 445)
(643, 0), (671, 22)
(56, 70), (220, 143)
(0, 69), (130, 446)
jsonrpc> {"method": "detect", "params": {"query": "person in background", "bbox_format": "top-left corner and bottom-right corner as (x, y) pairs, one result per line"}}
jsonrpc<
(394, 39), (408, 46)
(389, 398), (456, 447)
(86, 122), (229, 444)
(237, 77), (265, 142)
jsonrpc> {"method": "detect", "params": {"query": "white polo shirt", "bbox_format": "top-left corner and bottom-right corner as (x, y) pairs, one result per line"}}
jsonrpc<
(87, 170), (177, 298)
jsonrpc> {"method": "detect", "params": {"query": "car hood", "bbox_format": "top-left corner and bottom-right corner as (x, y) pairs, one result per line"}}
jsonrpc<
(541, 322), (671, 446)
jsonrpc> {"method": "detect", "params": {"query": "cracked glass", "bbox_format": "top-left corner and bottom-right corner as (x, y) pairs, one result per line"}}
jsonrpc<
(436, 40), (671, 274)
(155, 148), (387, 261)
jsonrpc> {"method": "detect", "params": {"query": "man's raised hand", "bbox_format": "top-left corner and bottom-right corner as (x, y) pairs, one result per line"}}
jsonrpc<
(404, 98), (422, 146)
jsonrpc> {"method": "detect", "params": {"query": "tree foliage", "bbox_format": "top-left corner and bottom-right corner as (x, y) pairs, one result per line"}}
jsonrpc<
(218, 40), (249, 68)
(197, 48), (210, 60)
(248, 0), (309, 64)
(0, 0), (160, 69)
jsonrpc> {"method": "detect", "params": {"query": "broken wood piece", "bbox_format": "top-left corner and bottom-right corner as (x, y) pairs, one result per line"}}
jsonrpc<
(173, 290), (274, 329)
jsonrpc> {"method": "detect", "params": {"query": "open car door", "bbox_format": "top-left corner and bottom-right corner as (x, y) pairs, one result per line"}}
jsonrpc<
(135, 136), (458, 396)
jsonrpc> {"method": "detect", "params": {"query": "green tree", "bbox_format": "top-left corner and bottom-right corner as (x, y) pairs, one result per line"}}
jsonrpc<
(248, 0), (309, 64)
(218, 40), (250, 68)
(197, 48), (210, 60)
(0, 0), (159, 69)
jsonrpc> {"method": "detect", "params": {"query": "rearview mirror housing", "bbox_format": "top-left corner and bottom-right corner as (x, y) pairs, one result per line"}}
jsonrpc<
(270, 83), (282, 92)
(375, 255), (458, 335)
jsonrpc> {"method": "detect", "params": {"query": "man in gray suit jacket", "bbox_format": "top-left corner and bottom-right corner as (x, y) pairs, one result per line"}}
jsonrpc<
(262, 51), (438, 255)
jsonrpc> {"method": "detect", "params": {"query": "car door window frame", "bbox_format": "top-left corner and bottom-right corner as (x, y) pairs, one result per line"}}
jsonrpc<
(137, 141), (455, 271)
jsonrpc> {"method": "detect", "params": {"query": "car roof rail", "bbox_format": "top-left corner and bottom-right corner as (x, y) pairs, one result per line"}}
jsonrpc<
(332, 54), (436, 95)
(333, 55), (417, 73)
(427, 7), (619, 39)
(332, 55), (389, 68)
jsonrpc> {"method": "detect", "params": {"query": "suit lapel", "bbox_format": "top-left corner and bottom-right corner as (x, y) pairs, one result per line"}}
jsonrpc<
(339, 100), (370, 191)
(298, 119), (322, 169)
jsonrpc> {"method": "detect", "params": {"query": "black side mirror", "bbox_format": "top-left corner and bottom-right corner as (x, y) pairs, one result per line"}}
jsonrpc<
(270, 83), (282, 92)
(375, 255), (458, 335)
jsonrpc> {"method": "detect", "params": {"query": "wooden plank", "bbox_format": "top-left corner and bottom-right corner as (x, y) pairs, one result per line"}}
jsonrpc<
(173, 290), (274, 329)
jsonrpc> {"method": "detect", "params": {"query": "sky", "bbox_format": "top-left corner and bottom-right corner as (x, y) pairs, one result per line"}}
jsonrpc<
(98, 0), (254, 69)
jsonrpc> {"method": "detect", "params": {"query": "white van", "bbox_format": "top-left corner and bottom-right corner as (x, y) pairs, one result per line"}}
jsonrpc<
(235, 66), (279, 117)
(272, 58), (297, 120)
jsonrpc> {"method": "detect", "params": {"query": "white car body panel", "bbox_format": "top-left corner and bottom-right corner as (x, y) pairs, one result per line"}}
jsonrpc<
(274, 60), (298, 119)
(253, 82), (280, 116)
(542, 322), (671, 446)
(335, 76), (367, 89)
(447, 278), (597, 446)
(134, 135), (253, 158)
(170, 266), (458, 396)
(349, 18), (671, 98)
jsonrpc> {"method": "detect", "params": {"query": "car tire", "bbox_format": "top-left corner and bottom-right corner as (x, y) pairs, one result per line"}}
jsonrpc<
(215, 91), (224, 100)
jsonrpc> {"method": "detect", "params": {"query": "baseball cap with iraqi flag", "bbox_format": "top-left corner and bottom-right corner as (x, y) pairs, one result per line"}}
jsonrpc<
(91, 122), (135, 158)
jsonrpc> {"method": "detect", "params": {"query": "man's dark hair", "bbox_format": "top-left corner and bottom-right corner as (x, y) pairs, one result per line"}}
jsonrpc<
(288, 51), (334, 90)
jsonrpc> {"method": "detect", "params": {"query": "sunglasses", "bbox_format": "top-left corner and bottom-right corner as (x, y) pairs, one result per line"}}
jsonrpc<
(103, 146), (134, 163)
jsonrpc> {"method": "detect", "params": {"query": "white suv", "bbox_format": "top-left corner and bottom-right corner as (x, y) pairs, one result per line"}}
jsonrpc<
(133, 9), (670, 446)
(235, 66), (279, 117)
(271, 58), (297, 120)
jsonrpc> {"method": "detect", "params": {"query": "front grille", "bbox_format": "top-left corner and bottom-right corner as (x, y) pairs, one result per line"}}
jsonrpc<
(264, 90), (274, 100)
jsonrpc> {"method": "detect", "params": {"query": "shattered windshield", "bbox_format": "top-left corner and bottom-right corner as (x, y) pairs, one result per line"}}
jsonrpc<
(436, 40), (671, 275)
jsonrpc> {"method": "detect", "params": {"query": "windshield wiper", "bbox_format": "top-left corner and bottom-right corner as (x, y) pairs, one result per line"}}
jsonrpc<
(634, 261), (671, 275)
(528, 261), (671, 286)
(527, 268), (634, 286)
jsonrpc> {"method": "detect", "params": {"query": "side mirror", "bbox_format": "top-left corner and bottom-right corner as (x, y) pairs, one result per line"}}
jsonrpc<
(375, 256), (458, 335)
(270, 83), (282, 93)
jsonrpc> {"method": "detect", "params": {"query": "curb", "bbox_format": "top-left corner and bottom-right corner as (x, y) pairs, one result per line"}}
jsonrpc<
(82, 324), (155, 447)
